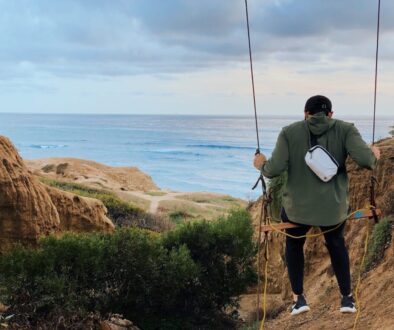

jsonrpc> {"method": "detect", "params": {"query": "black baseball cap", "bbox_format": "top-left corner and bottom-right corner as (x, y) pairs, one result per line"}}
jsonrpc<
(304, 95), (332, 115)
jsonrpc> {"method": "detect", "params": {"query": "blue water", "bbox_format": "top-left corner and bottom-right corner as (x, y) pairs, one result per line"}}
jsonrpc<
(0, 114), (392, 200)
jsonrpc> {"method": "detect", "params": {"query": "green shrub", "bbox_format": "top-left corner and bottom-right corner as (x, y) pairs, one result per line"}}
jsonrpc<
(0, 210), (257, 329)
(162, 209), (258, 319)
(168, 210), (192, 224)
(239, 321), (259, 330)
(0, 229), (199, 329)
(363, 217), (393, 272)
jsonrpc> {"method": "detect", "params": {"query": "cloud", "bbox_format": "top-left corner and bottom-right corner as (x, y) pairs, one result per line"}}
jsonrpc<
(0, 0), (393, 80)
(254, 1), (392, 37)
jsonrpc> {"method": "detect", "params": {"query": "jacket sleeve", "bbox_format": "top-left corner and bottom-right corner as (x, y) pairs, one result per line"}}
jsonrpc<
(345, 124), (377, 170)
(261, 129), (289, 178)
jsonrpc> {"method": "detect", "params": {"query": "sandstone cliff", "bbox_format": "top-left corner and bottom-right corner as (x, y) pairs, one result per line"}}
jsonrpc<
(44, 185), (114, 233)
(348, 137), (394, 217)
(26, 157), (158, 192)
(0, 136), (114, 250)
(0, 136), (60, 250)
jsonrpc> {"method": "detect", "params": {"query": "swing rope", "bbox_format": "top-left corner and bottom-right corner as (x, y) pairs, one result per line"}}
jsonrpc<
(243, 0), (382, 329)
(372, 0), (381, 145)
(244, 0), (260, 153)
(353, 1), (382, 329)
(244, 1), (268, 326)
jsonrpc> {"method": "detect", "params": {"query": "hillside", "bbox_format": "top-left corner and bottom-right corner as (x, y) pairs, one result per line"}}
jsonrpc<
(27, 157), (247, 224)
(26, 157), (159, 192)
(241, 137), (394, 329)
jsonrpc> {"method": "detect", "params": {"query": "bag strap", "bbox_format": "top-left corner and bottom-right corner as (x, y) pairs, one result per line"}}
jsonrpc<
(304, 121), (318, 148)
(305, 120), (345, 172)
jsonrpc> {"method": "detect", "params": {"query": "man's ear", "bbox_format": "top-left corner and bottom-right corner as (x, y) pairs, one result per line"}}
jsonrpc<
(304, 111), (310, 120)
(328, 111), (333, 118)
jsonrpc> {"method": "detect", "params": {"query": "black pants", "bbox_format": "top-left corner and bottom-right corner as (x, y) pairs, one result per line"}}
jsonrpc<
(282, 208), (351, 297)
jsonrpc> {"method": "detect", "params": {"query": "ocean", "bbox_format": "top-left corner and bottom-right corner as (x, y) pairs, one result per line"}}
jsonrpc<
(0, 114), (392, 200)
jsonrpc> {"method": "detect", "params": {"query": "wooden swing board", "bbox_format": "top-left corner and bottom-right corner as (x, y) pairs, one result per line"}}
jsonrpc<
(260, 209), (381, 233)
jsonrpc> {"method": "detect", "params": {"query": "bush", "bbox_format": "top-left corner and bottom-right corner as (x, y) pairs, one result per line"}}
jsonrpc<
(0, 229), (199, 329)
(0, 210), (257, 329)
(363, 217), (393, 272)
(162, 209), (258, 319)
(168, 210), (193, 224)
(239, 321), (259, 330)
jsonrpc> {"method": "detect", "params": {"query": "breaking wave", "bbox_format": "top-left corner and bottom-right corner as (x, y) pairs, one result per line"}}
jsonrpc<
(29, 144), (68, 149)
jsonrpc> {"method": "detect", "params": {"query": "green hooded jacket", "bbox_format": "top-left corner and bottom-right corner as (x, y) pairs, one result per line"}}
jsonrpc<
(261, 112), (377, 226)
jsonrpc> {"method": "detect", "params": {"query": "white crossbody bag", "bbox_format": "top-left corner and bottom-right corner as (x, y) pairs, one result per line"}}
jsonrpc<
(304, 124), (339, 182)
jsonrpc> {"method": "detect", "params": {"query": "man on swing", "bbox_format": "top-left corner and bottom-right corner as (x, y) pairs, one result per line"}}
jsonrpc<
(253, 95), (380, 315)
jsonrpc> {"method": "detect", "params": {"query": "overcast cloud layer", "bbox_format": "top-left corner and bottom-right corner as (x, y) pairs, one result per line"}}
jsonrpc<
(0, 0), (393, 115)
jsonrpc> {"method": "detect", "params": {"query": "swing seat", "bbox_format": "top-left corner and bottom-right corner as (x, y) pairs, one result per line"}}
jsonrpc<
(260, 208), (382, 233)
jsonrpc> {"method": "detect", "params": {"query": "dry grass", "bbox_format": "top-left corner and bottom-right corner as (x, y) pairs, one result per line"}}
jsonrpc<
(158, 199), (230, 223)
(175, 192), (246, 208)
(145, 190), (168, 197)
(115, 191), (151, 211)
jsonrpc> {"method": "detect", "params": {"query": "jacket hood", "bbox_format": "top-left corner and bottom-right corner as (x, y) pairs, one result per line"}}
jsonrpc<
(306, 111), (336, 136)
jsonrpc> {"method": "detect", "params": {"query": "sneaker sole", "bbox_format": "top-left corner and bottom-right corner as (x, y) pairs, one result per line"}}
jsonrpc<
(291, 306), (310, 316)
(340, 307), (357, 313)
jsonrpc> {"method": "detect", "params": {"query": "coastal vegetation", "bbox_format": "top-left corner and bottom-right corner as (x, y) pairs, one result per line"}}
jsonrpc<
(176, 193), (243, 206)
(0, 209), (257, 329)
(363, 217), (393, 272)
(158, 193), (247, 224)
(145, 190), (168, 197)
(168, 210), (192, 224)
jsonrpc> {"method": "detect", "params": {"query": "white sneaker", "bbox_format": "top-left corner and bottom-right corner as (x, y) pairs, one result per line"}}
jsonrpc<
(340, 294), (357, 313)
(290, 295), (311, 315)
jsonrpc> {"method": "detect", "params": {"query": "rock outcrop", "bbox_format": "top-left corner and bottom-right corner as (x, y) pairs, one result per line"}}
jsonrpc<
(0, 136), (60, 250)
(45, 185), (114, 233)
(26, 157), (158, 192)
(348, 137), (394, 217)
(0, 136), (114, 250)
(100, 315), (140, 330)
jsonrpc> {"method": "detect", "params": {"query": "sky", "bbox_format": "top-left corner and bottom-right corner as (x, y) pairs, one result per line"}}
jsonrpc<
(0, 0), (393, 116)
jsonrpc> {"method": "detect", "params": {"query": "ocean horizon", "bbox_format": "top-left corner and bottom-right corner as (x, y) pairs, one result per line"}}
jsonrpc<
(0, 113), (392, 200)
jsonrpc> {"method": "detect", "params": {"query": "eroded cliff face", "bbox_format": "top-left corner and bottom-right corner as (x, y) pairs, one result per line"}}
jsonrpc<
(247, 137), (394, 330)
(348, 137), (394, 217)
(44, 185), (114, 233)
(0, 136), (60, 250)
(0, 136), (114, 251)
